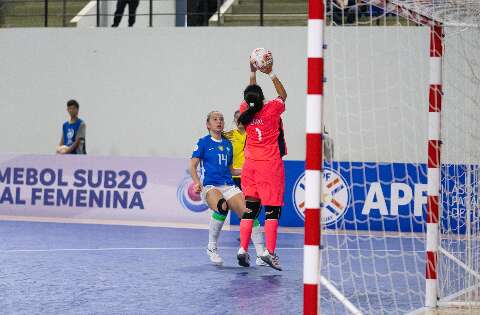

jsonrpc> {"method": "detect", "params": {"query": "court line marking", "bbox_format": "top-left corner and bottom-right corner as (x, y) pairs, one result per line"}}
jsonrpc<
(1, 215), (451, 238)
(0, 247), (431, 253)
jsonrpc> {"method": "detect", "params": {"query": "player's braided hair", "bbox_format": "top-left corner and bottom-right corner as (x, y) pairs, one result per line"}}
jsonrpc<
(237, 85), (264, 126)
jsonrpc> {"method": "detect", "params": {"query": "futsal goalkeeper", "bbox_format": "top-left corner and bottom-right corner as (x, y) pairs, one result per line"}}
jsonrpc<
(223, 110), (268, 267)
(237, 57), (287, 271)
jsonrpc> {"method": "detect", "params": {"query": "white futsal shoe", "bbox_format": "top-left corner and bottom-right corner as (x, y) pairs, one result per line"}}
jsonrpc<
(237, 247), (251, 267)
(256, 256), (269, 266)
(260, 249), (282, 271)
(207, 246), (224, 266)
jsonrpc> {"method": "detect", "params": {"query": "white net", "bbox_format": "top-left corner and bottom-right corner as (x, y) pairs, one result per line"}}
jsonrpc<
(317, 2), (480, 314)
(438, 26), (480, 308)
(320, 24), (428, 315)
(389, 0), (480, 27)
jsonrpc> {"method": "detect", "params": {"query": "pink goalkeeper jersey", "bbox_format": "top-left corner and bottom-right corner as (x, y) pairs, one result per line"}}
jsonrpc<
(240, 97), (286, 161)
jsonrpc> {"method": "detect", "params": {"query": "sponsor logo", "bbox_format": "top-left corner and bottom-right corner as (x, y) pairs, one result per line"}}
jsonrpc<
(177, 172), (208, 213)
(292, 167), (350, 225)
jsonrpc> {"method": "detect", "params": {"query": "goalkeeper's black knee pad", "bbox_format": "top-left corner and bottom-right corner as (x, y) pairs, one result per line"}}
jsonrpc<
(265, 206), (281, 220)
(242, 200), (261, 220)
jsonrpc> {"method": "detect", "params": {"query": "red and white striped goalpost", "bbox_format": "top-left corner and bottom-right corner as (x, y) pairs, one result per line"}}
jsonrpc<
(304, 0), (324, 314)
(426, 23), (443, 308)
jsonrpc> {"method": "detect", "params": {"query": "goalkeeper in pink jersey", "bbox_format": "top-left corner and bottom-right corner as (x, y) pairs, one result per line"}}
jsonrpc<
(236, 58), (287, 271)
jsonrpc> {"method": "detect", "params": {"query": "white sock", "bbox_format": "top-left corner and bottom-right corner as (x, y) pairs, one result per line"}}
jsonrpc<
(251, 224), (265, 256)
(208, 211), (226, 248)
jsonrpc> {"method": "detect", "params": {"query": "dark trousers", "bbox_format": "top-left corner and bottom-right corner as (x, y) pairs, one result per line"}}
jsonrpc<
(112, 0), (140, 27)
(187, 0), (221, 26)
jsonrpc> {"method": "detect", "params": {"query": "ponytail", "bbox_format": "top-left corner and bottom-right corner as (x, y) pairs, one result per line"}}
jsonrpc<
(237, 85), (265, 126)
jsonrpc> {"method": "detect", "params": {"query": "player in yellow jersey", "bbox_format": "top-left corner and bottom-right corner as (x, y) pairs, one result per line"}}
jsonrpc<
(224, 111), (246, 186)
(223, 110), (268, 267)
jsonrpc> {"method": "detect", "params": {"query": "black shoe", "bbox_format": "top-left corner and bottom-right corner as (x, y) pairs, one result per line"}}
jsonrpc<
(237, 249), (250, 267)
(260, 250), (282, 271)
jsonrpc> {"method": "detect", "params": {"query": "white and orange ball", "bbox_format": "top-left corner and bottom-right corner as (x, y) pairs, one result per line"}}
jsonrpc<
(250, 48), (273, 71)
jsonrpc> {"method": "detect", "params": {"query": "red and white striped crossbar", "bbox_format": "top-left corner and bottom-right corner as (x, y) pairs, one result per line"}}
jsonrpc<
(304, 0), (325, 314)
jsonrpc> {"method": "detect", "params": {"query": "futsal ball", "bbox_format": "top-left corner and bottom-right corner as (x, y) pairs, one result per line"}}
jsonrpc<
(250, 48), (273, 71)
(187, 182), (202, 202)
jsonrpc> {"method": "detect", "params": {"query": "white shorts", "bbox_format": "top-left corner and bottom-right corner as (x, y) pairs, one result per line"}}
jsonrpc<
(201, 184), (242, 203)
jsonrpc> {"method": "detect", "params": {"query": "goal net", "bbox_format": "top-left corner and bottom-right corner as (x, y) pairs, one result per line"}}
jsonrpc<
(437, 25), (480, 308)
(304, 0), (480, 314)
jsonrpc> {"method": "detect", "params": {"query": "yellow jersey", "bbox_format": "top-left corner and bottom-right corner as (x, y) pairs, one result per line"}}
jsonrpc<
(223, 129), (246, 178)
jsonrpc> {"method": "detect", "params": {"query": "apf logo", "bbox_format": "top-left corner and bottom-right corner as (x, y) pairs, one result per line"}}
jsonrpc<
(177, 172), (209, 213)
(292, 167), (350, 225)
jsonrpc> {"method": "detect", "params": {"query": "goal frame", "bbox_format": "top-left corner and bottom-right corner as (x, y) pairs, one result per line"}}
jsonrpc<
(304, 0), (479, 313)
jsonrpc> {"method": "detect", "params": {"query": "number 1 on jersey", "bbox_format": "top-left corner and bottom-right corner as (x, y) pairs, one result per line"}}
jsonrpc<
(255, 128), (263, 141)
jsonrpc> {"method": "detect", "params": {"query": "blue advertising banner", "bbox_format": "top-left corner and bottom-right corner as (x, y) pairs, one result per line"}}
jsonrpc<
(0, 155), (474, 233)
(232, 161), (477, 234)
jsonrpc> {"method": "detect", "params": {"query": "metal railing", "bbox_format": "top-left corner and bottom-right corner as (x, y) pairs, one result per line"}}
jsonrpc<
(0, 0), (409, 28)
(0, 0), (224, 27)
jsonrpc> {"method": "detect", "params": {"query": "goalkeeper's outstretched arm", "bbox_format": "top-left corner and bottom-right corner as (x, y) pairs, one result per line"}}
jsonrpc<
(249, 58), (257, 85)
(260, 62), (287, 101)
